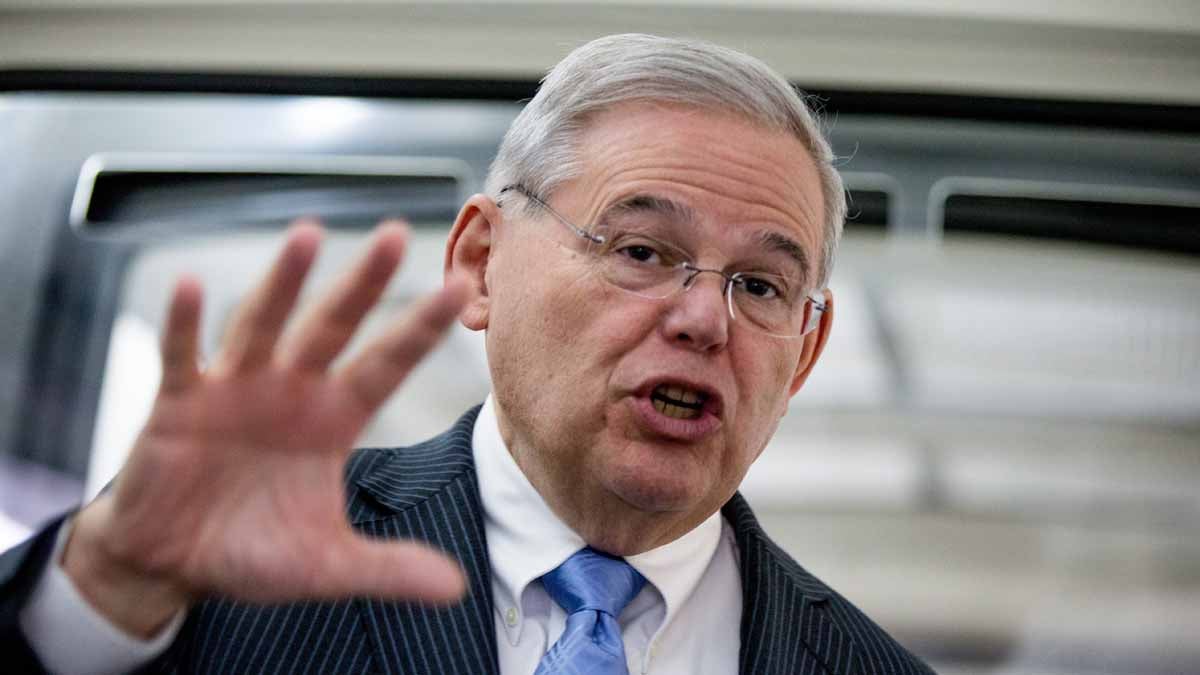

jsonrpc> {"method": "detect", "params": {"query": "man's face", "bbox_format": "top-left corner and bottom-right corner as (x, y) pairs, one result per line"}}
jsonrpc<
(475, 102), (830, 553)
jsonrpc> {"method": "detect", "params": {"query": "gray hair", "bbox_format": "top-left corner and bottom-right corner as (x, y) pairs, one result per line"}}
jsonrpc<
(485, 33), (846, 289)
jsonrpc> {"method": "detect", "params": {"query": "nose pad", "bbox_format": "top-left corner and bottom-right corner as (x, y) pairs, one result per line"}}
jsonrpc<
(669, 270), (732, 350)
(680, 268), (737, 321)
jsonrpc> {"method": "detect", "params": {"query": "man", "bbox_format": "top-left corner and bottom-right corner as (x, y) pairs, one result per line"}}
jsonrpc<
(1, 34), (933, 674)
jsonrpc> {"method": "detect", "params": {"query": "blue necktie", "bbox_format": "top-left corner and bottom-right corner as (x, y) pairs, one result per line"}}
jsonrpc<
(534, 547), (647, 675)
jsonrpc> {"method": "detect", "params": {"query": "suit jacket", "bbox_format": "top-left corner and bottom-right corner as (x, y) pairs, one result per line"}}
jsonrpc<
(0, 406), (934, 674)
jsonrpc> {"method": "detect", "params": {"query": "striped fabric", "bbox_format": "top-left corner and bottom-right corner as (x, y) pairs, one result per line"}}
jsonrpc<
(723, 494), (934, 675)
(2, 405), (934, 674)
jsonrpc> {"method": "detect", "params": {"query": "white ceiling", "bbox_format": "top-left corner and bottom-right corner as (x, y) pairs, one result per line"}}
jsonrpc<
(1, 0), (1198, 104)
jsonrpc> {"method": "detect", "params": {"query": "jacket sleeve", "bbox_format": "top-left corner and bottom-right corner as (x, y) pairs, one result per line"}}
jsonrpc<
(0, 514), (69, 673)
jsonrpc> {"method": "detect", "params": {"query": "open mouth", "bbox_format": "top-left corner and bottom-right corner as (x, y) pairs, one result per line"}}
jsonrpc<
(650, 384), (708, 420)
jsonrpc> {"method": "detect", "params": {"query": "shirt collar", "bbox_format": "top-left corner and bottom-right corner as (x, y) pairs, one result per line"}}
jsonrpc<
(473, 394), (723, 646)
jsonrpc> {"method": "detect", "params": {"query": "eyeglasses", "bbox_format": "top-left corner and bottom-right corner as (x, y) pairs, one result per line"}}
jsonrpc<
(499, 185), (826, 338)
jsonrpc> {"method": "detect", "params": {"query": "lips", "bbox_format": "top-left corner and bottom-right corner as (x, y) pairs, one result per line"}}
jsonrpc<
(631, 378), (724, 441)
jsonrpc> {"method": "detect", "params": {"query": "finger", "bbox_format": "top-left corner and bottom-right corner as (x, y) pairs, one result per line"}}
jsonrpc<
(338, 274), (470, 412)
(159, 276), (204, 394)
(280, 221), (408, 372)
(217, 222), (322, 373)
(315, 535), (466, 603)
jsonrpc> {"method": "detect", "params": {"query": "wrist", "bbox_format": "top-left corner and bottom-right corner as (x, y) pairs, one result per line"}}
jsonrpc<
(62, 499), (192, 639)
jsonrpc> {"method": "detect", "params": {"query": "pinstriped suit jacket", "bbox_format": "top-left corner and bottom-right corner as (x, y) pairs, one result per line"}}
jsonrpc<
(0, 406), (934, 674)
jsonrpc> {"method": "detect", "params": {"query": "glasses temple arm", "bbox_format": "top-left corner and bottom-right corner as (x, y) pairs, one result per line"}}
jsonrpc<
(499, 184), (605, 245)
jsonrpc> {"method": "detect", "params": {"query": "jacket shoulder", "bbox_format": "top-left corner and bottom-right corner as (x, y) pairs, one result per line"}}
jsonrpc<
(816, 572), (936, 674)
(725, 493), (936, 675)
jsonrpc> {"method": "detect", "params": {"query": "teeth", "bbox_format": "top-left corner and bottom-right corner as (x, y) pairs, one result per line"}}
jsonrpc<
(665, 385), (699, 404)
(652, 396), (701, 420)
(654, 384), (704, 406)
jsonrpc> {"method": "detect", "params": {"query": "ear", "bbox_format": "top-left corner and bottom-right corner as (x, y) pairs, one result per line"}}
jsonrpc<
(444, 193), (500, 331)
(787, 288), (834, 396)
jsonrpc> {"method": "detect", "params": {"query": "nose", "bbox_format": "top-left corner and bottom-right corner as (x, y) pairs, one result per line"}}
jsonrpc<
(660, 272), (730, 353)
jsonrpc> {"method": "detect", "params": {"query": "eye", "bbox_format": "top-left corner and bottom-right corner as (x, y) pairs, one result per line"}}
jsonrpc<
(599, 227), (686, 267)
(739, 275), (783, 299)
(619, 244), (660, 264)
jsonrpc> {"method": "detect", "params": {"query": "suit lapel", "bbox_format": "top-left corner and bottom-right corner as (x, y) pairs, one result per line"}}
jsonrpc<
(342, 411), (865, 675)
(724, 494), (860, 675)
(350, 407), (500, 675)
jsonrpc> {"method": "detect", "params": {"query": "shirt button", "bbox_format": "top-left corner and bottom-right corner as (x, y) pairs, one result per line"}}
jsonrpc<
(505, 607), (519, 626)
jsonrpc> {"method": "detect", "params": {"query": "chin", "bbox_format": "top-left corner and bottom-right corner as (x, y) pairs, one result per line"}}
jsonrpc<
(604, 465), (701, 514)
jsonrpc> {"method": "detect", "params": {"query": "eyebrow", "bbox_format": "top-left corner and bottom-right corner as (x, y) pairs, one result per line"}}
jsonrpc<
(755, 230), (811, 285)
(603, 194), (697, 225)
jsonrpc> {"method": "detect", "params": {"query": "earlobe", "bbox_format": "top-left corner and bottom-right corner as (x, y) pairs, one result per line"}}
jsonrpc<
(444, 194), (499, 331)
(787, 288), (834, 396)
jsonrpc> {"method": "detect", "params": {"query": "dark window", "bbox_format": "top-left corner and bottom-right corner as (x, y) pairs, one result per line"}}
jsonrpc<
(845, 189), (889, 229)
(943, 194), (1200, 256)
(84, 171), (462, 237)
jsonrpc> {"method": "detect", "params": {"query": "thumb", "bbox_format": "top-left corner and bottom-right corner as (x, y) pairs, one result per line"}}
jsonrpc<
(318, 535), (467, 603)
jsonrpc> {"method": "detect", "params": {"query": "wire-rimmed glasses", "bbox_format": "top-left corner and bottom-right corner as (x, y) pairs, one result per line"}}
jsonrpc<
(499, 185), (826, 338)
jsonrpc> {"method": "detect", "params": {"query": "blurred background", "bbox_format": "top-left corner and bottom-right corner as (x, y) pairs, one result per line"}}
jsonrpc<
(1, 1), (1198, 673)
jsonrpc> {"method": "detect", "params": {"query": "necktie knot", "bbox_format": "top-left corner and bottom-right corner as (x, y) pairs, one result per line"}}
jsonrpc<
(541, 547), (646, 618)
(535, 548), (646, 675)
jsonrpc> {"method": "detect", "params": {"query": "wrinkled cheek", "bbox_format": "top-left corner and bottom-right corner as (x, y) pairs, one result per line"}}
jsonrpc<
(738, 369), (794, 453)
(770, 352), (803, 410)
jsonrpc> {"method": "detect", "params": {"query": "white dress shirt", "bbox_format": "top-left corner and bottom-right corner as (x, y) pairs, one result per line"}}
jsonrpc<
(474, 396), (742, 675)
(20, 397), (743, 674)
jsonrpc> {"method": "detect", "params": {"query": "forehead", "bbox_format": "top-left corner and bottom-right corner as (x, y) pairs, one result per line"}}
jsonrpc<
(566, 102), (826, 257)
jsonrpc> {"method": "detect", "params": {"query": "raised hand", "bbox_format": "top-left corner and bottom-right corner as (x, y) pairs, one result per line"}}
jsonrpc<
(62, 221), (469, 637)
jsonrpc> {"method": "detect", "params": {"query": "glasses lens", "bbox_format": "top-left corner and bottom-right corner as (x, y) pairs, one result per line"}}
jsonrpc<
(731, 273), (808, 337)
(589, 223), (691, 299)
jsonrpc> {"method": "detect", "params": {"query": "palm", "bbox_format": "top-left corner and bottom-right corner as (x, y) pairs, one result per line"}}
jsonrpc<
(80, 222), (469, 616)
(117, 374), (370, 603)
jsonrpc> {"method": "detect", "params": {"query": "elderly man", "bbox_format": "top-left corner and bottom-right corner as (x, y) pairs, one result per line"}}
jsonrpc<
(1, 34), (932, 674)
